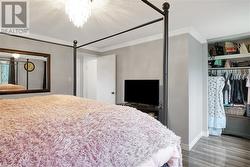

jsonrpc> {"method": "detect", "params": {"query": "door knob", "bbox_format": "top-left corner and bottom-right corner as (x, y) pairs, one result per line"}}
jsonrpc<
(111, 92), (115, 95)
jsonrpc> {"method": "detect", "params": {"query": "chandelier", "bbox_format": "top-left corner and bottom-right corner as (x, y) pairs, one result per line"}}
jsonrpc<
(65, 0), (92, 28)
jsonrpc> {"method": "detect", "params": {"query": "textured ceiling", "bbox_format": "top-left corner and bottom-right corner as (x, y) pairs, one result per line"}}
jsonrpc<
(29, 0), (250, 49)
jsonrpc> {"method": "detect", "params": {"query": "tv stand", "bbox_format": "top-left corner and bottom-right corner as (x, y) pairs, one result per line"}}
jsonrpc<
(118, 103), (160, 120)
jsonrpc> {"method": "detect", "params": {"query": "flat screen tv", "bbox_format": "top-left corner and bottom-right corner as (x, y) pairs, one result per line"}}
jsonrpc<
(124, 80), (159, 106)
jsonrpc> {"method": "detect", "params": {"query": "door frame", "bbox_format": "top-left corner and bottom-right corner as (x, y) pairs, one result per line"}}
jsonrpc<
(77, 52), (98, 98)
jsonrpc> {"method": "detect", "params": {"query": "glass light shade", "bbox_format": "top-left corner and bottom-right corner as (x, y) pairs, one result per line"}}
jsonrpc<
(65, 0), (92, 28)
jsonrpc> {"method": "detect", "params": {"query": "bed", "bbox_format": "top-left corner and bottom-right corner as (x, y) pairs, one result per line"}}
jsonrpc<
(0, 84), (26, 92)
(0, 95), (182, 167)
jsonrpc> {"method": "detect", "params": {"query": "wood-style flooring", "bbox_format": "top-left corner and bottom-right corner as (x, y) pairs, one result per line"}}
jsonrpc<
(182, 135), (250, 167)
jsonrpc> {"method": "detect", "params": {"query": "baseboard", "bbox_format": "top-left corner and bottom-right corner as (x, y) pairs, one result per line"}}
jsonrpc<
(181, 143), (190, 151)
(189, 132), (203, 150)
(181, 132), (203, 151)
(202, 131), (209, 137)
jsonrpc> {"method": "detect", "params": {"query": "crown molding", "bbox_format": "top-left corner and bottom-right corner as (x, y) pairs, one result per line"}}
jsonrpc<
(9, 27), (207, 53)
(207, 31), (250, 43)
(99, 27), (207, 52)
(100, 33), (164, 52)
(188, 27), (208, 44)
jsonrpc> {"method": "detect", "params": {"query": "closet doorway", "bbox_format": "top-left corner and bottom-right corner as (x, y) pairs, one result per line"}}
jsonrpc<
(77, 53), (97, 99)
(207, 36), (250, 139)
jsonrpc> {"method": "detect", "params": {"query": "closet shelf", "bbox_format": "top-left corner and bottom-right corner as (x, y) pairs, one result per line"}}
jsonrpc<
(208, 53), (250, 61)
(226, 114), (250, 120)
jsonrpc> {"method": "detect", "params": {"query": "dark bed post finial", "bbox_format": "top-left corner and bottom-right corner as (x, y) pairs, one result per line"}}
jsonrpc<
(163, 2), (170, 12)
(73, 40), (78, 96)
(162, 2), (170, 127)
(73, 40), (78, 46)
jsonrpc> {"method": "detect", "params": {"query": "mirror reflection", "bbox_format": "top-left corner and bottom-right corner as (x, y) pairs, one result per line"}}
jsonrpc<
(0, 49), (50, 94)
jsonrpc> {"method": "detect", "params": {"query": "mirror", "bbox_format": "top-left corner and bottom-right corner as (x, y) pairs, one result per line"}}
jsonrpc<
(0, 48), (50, 95)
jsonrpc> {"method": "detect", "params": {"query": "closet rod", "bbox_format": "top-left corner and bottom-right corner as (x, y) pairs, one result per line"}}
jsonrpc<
(209, 67), (250, 70)
(77, 17), (163, 48)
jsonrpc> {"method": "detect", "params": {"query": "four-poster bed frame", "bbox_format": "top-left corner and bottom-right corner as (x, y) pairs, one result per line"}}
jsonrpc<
(0, 0), (170, 126)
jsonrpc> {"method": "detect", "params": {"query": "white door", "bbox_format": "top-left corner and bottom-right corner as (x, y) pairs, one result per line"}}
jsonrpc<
(97, 54), (116, 104)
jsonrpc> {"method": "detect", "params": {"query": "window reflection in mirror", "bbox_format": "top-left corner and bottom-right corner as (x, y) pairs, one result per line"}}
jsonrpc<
(0, 48), (50, 95)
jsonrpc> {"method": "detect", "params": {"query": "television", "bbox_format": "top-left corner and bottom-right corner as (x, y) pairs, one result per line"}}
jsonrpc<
(124, 80), (159, 106)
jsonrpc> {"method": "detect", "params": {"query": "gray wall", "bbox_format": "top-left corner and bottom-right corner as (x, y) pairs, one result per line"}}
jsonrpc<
(188, 35), (204, 143)
(103, 34), (205, 146)
(0, 35), (97, 99)
(103, 39), (163, 104)
(168, 34), (190, 145)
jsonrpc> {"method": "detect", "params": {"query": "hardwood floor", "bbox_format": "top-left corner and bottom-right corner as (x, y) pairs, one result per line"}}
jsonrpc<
(182, 135), (250, 167)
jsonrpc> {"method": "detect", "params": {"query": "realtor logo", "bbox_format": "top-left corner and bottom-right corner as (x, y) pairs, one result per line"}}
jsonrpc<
(1, 0), (29, 34)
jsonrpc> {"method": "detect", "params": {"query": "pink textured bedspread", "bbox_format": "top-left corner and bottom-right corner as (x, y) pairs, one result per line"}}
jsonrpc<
(0, 95), (182, 167)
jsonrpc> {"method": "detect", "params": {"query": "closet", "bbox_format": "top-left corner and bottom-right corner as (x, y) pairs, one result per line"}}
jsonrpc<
(208, 36), (250, 139)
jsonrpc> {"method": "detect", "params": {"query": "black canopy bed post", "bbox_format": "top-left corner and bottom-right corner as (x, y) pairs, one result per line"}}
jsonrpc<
(73, 40), (78, 96)
(162, 2), (170, 126)
(8, 57), (16, 84)
(16, 61), (19, 85)
(43, 61), (47, 90)
(26, 59), (29, 90)
(141, 0), (170, 126)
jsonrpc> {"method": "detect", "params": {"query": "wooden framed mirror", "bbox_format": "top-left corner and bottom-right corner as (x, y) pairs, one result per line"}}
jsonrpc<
(0, 48), (50, 95)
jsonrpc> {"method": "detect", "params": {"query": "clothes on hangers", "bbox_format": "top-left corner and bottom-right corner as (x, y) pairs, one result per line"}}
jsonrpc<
(246, 74), (250, 104)
(208, 76), (226, 136)
(223, 73), (231, 105)
(230, 73), (247, 105)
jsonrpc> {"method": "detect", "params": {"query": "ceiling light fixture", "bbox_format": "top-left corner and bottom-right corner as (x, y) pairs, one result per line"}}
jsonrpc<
(12, 53), (20, 59)
(65, 0), (92, 28)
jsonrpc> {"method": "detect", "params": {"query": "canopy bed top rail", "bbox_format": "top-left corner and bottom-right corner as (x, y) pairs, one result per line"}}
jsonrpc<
(0, 32), (73, 48)
(77, 17), (163, 48)
(141, 0), (165, 15)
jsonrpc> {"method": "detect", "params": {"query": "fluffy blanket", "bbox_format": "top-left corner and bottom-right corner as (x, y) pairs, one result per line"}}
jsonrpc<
(0, 95), (182, 167)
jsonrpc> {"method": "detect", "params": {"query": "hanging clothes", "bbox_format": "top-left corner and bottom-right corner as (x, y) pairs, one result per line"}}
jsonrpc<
(223, 73), (231, 105)
(230, 74), (246, 105)
(208, 76), (226, 136)
(246, 74), (250, 104)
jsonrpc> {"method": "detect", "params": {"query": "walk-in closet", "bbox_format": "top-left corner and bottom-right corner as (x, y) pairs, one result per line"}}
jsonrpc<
(208, 35), (250, 139)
